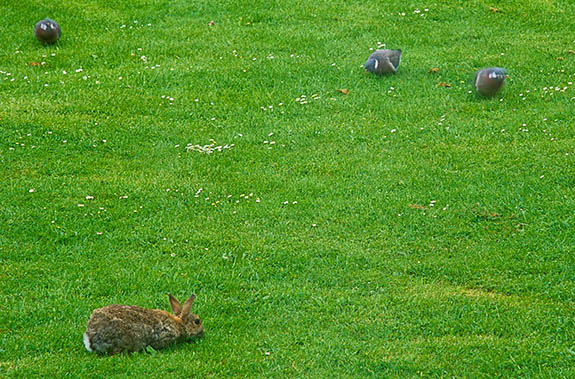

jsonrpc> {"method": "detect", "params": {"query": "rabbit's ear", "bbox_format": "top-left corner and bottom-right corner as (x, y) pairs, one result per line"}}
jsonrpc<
(180, 294), (196, 320)
(168, 294), (182, 316)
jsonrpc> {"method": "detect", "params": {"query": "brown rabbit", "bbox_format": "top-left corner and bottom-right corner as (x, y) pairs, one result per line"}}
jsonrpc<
(84, 294), (203, 354)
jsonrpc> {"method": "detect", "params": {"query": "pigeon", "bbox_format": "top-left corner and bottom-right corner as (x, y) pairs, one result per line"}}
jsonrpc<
(364, 49), (402, 75)
(34, 18), (61, 44)
(474, 67), (506, 97)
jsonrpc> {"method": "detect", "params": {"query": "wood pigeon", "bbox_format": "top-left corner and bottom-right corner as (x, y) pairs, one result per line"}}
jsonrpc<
(364, 50), (402, 75)
(34, 19), (61, 44)
(474, 67), (506, 97)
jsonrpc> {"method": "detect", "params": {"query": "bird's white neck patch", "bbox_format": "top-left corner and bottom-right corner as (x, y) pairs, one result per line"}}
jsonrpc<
(41, 24), (47, 30)
(83, 333), (93, 352)
(488, 72), (498, 79)
(374, 60), (379, 69)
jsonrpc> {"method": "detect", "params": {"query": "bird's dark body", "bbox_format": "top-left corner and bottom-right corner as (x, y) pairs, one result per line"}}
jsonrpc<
(34, 19), (61, 44)
(474, 67), (506, 97)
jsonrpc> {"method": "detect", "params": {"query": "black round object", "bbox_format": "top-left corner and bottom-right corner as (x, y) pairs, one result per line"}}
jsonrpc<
(34, 18), (61, 44)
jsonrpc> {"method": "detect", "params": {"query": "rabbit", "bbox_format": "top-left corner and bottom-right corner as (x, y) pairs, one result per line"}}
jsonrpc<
(84, 294), (203, 354)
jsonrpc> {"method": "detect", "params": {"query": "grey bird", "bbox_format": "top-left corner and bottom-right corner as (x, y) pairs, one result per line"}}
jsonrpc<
(474, 67), (506, 97)
(34, 18), (61, 44)
(364, 49), (402, 75)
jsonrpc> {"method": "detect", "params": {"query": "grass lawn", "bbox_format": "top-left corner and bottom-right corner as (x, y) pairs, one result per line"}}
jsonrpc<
(1, 0), (575, 377)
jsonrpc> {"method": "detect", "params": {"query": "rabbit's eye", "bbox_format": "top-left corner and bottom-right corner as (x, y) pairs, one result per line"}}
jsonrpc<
(194, 318), (201, 325)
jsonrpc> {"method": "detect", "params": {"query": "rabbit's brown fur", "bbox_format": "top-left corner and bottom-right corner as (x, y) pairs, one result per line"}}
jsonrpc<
(84, 294), (203, 354)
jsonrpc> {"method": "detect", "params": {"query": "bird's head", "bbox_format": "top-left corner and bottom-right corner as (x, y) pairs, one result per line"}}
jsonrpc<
(364, 58), (378, 73)
(488, 68), (506, 82)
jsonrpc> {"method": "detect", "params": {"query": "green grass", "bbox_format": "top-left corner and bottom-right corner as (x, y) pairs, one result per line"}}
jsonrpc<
(1, 0), (575, 377)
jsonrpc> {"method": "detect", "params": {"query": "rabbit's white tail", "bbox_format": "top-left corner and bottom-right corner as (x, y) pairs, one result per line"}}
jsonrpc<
(83, 332), (93, 352)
